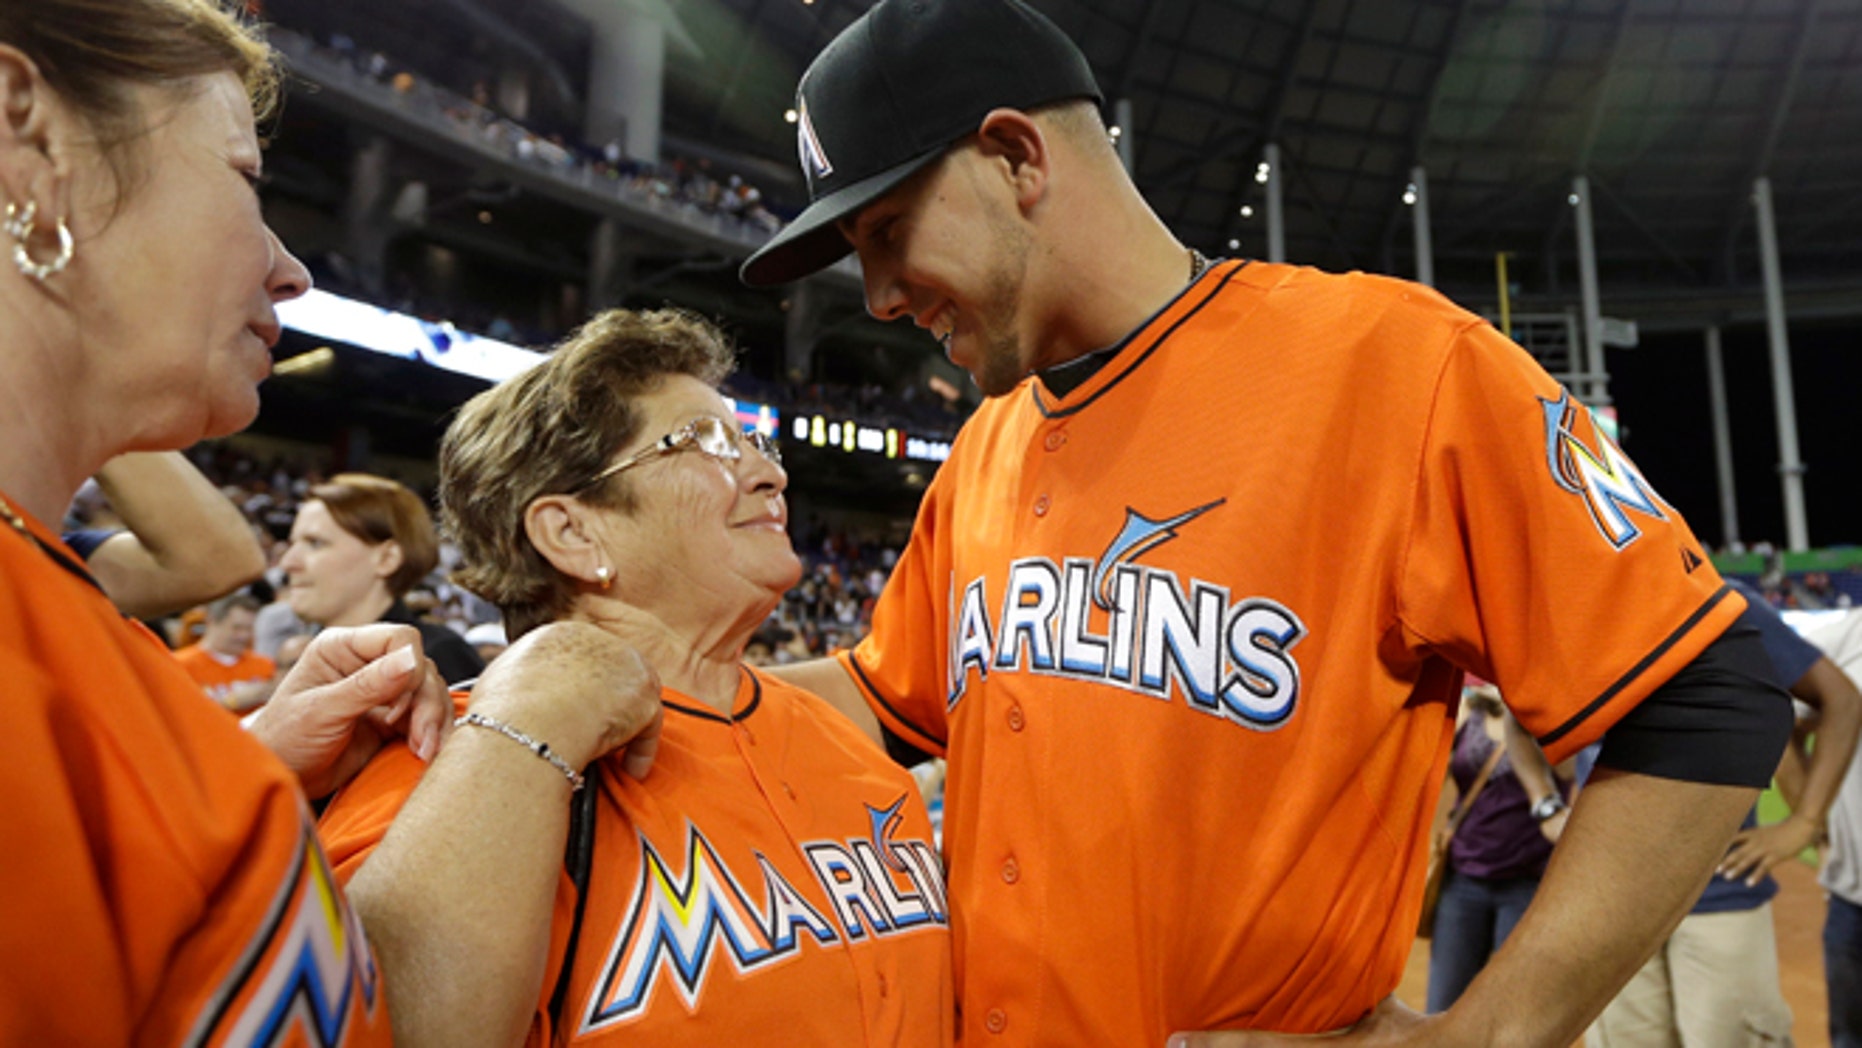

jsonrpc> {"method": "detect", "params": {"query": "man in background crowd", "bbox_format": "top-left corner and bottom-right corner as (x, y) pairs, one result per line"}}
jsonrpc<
(173, 594), (277, 713)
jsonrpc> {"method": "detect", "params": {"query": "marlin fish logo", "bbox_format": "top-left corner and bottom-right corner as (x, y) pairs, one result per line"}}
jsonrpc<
(1539, 390), (1668, 549)
(867, 796), (909, 873)
(1090, 500), (1226, 609)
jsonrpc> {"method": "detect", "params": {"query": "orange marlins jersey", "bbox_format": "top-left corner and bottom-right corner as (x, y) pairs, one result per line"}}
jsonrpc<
(320, 668), (953, 1046)
(0, 501), (389, 1046)
(842, 260), (1743, 1043)
(174, 644), (275, 707)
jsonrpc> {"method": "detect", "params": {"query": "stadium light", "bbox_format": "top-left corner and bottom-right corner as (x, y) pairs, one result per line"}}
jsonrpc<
(784, 109), (799, 124)
(273, 346), (334, 376)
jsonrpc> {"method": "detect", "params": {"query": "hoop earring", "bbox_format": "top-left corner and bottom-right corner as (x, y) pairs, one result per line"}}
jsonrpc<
(4, 201), (75, 282)
(593, 564), (614, 590)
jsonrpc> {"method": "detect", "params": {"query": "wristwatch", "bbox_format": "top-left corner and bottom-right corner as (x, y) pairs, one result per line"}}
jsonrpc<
(1530, 795), (1568, 822)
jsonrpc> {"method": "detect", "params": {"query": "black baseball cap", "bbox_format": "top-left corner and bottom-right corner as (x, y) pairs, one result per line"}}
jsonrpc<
(739, 0), (1103, 287)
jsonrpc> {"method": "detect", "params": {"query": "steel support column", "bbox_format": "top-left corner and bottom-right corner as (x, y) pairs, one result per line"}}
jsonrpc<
(1703, 326), (1740, 548)
(1114, 98), (1135, 174)
(1755, 176), (1810, 551)
(1572, 175), (1606, 404)
(1410, 166), (1433, 287)
(1264, 143), (1285, 263)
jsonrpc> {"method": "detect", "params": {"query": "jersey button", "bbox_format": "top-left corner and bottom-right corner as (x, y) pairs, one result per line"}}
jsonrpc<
(877, 972), (890, 998)
(1033, 494), (1050, 516)
(1001, 857), (1020, 884)
(1006, 704), (1025, 731)
(1043, 430), (1066, 452)
(985, 1008), (1008, 1034)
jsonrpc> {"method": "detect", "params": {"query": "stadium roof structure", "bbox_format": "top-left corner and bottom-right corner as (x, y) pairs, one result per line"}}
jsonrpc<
(658, 0), (1862, 327)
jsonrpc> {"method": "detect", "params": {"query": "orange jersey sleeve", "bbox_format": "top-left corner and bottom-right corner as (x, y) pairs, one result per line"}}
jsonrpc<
(844, 475), (959, 756)
(1396, 316), (1740, 759)
(0, 507), (389, 1046)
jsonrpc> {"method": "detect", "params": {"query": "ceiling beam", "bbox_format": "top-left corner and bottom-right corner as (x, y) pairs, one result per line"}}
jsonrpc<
(1718, 0), (1822, 278)
(1283, 143), (1361, 268)
(1586, 175), (1702, 284)
(1146, 4), (1324, 194)
(1575, 0), (1641, 174)
(706, 0), (776, 137)
(1113, 0), (1169, 101)
(1378, 0), (1480, 268)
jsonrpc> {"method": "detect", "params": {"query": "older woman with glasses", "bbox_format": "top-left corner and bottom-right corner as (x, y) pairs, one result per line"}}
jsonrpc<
(319, 308), (953, 1047)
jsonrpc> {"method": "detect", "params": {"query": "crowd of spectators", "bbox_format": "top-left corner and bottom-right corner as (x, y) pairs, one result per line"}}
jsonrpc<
(68, 442), (905, 668)
(291, 28), (792, 238)
(749, 525), (901, 666)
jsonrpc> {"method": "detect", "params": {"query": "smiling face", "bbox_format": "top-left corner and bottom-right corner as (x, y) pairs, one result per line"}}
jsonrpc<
(590, 375), (800, 624)
(63, 72), (310, 447)
(278, 499), (398, 628)
(839, 148), (1037, 398)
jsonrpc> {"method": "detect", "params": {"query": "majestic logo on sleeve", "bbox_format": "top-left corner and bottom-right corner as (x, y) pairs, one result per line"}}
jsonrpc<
(948, 500), (1308, 730)
(580, 798), (945, 1033)
(1540, 390), (1670, 549)
(190, 818), (382, 1048)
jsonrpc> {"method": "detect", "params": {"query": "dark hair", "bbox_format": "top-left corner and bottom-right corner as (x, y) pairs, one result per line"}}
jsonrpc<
(440, 308), (736, 639)
(308, 473), (439, 599)
(206, 591), (260, 621)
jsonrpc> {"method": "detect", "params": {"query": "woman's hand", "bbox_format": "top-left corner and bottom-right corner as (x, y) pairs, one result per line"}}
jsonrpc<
(247, 624), (450, 799)
(466, 621), (664, 779)
(1718, 814), (1822, 886)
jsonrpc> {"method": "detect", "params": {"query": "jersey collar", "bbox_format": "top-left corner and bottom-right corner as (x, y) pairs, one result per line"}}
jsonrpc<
(1032, 258), (1249, 419)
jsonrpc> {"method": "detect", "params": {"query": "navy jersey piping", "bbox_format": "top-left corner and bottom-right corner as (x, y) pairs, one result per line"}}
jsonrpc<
(186, 827), (308, 1046)
(1537, 583), (1735, 749)
(661, 668), (764, 724)
(1033, 260), (1249, 420)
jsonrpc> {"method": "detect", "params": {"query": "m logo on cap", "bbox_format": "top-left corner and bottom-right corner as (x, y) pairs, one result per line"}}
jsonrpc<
(796, 98), (834, 182)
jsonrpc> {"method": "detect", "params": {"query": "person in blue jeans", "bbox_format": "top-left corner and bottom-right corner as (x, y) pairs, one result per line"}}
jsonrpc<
(1427, 683), (1569, 1012)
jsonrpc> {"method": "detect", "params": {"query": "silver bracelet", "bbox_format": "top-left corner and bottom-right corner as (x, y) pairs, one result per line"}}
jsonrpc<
(455, 712), (586, 791)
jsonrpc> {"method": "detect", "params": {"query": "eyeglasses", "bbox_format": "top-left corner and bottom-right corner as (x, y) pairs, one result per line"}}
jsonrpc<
(576, 416), (782, 492)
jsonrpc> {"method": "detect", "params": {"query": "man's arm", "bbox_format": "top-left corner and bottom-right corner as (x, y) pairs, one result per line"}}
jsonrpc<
(767, 655), (883, 745)
(1173, 772), (1759, 1048)
(1719, 655), (1862, 883)
(86, 452), (265, 617)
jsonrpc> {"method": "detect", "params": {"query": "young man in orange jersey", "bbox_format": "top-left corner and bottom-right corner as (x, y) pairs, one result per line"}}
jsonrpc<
(175, 593), (278, 712)
(740, 1), (1793, 1044)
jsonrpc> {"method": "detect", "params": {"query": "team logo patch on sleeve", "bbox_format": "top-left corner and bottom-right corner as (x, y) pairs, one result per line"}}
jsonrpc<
(1540, 390), (1671, 549)
(187, 815), (381, 1048)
